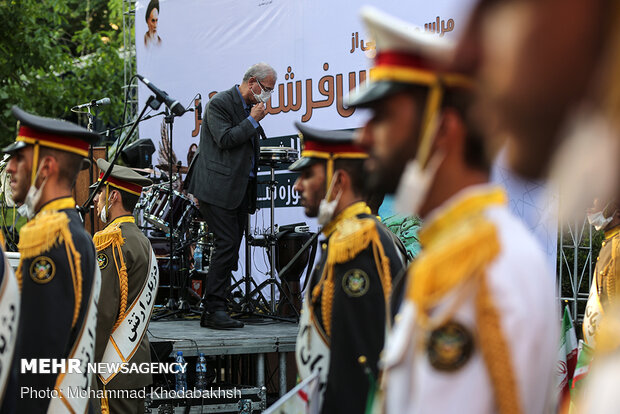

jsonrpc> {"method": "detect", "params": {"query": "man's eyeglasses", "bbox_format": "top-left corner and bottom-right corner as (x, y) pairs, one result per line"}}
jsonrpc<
(256, 78), (274, 94)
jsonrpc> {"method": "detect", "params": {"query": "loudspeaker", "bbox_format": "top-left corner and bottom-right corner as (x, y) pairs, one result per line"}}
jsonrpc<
(121, 138), (155, 168)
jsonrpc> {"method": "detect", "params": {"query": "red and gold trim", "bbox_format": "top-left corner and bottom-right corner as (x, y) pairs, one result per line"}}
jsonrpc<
(365, 51), (473, 168)
(17, 126), (90, 157)
(300, 142), (368, 192)
(301, 140), (368, 159)
(98, 173), (143, 196)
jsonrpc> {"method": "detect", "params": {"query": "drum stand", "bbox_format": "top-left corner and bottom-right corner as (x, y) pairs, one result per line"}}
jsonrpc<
(231, 164), (300, 321)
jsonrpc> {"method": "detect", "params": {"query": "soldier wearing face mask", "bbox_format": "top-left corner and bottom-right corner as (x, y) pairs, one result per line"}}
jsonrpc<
(291, 123), (405, 414)
(3, 106), (101, 414)
(583, 198), (620, 347)
(348, 8), (558, 413)
(188, 62), (276, 329)
(90, 159), (157, 414)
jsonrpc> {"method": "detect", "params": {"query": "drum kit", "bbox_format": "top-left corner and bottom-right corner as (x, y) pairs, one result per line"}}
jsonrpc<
(140, 145), (315, 319)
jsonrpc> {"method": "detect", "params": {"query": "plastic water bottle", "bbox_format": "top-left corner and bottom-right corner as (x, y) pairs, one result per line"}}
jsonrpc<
(175, 351), (187, 392)
(194, 244), (203, 271)
(195, 353), (208, 390)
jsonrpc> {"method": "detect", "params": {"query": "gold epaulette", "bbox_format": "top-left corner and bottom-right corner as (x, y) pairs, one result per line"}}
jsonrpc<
(327, 217), (377, 265)
(407, 215), (500, 315)
(18, 211), (70, 259)
(315, 216), (393, 338)
(93, 223), (126, 252)
(93, 222), (128, 331)
(17, 210), (83, 328)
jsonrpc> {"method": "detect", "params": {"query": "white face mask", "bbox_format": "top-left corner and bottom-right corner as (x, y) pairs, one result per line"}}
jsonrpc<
(587, 211), (614, 231)
(251, 81), (271, 104)
(318, 190), (342, 226)
(394, 153), (444, 216)
(99, 193), (112, 223)
(318, 171), (342, 226)
(20, 163), (48, 220)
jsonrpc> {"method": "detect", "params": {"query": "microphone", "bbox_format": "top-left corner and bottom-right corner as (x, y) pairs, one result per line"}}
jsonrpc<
(136, 74), (186, 116)
(72, 97), (111, 111)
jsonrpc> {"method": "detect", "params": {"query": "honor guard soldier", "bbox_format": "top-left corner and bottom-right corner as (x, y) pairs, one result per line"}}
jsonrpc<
(583, 198), (620, 347)
(3, 106), (101, 413)
(0, 233), (21, 414)
(90, 159), (158, 414)
(348, 8), (558, 413)
(291, 123), (406, 414)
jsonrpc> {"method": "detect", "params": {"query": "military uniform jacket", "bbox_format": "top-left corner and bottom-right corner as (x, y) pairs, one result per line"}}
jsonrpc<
(381, 185), (558, 414)
(15, 197), (98, 413)
(583, 226), (620, 346)
(296, 202), (405, 414)
(93, 215), (154, 390)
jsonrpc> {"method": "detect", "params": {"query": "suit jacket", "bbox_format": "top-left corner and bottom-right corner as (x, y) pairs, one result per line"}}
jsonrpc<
(188, 85), (260, 209)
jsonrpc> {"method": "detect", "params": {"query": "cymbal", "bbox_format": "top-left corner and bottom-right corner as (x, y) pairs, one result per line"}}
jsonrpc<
(156, 164), (188, 174)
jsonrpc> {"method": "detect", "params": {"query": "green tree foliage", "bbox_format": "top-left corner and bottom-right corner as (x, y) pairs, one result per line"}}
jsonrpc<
(0, 0), (128, 146)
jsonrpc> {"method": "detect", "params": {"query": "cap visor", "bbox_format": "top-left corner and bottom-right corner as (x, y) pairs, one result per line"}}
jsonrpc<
(2, 141), (27, 154)
(347, 81), (413, 108)
(288, 157), (319, 172)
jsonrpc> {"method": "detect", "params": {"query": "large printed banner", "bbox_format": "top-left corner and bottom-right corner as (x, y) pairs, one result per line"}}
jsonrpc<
(135, 0), (556, 288)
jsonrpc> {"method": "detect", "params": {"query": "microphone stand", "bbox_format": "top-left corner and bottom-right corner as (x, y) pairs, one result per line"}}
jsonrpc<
(81, 95), (159, 211)
(85, 107), (96, 234)
(151, 107), (196, 320)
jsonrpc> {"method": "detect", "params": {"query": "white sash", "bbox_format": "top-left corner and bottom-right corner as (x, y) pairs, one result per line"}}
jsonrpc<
(48, 263), (102, 414)
(0, 251), (19, 402)
(295, 290), (330, 408)
(99, 248), (159, 384)
(583, 279), (603, 347)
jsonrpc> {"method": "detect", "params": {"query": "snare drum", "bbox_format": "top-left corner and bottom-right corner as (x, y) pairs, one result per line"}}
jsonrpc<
(259, 146), (298, 166)
(143, 185), (198, 233)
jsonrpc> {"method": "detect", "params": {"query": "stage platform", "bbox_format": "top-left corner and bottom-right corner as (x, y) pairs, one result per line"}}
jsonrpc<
(147, 318), (299, 357)
(148, 317), (299, 396)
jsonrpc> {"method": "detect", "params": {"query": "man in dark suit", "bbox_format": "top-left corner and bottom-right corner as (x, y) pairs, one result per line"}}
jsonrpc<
(189, 62), (277, 329)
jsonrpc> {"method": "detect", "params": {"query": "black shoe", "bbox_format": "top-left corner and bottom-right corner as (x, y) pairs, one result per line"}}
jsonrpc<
(200, 310), (244, 329)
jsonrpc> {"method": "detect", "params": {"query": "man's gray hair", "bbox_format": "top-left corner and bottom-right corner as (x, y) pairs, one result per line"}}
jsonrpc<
(243, 63), (277, 83)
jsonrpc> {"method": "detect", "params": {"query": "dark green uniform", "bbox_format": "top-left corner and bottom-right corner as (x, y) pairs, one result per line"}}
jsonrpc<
(299, 202), (405, 414)
(93, 215), (154, 413)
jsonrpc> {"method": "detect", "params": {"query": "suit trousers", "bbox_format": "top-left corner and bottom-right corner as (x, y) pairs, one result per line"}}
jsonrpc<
(199, 180), (250, 312)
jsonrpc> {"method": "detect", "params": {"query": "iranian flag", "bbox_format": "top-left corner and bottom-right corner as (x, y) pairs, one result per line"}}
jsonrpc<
(571, 340), (594, 391)
(556, 305), (579, 397)
(565, 340), (595, 414)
